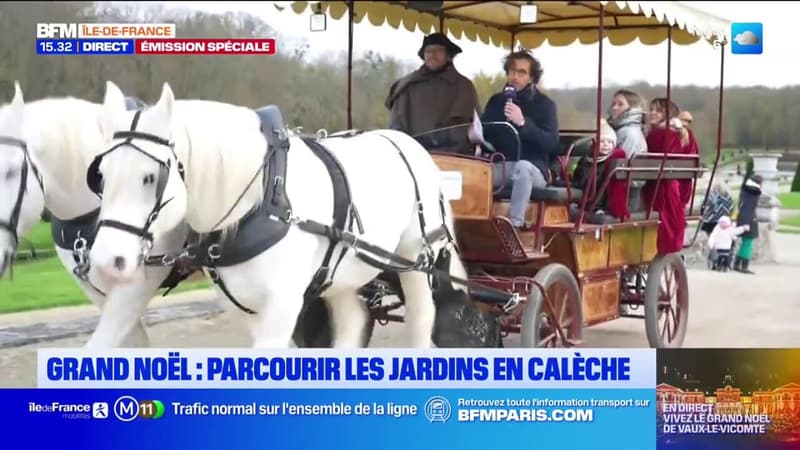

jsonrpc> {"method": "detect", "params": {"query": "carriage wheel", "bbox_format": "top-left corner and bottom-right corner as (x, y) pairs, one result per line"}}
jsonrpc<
(292, 296), (375, 348)
(644, 253), (689, 348)
(520, 263), (583, 348)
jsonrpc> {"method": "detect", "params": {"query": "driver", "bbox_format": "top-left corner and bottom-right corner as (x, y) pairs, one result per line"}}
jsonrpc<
(481, 50), (559, 228)
(385, 32), (480, 143)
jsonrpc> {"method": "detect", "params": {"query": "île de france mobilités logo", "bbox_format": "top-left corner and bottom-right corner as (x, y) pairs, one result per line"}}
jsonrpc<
(731, 22), (762, 54)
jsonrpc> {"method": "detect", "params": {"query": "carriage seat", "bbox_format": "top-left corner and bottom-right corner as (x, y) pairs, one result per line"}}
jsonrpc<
(494, 185), (584, 203)
(556, 134), (596, 157)
(568, 203), (660, 225)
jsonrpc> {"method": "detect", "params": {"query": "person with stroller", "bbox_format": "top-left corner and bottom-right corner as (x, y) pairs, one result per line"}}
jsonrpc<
(701, 182), (735, 235)
(707, 215), (749, 271)
(733, 174), (763, 274)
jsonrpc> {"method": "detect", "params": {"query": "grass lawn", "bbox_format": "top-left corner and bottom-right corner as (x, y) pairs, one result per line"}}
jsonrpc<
(2, 221), (211, 314)
(777, 192), (800, 210)
(780, 214), (800, 227)
(0, 256), (211, 314)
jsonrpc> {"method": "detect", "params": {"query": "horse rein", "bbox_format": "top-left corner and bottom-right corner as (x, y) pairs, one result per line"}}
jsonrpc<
(0, 135), (44, 249)
(87, 109), (185, 261)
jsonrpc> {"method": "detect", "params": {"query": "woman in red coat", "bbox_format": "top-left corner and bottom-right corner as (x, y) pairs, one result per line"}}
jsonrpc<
(674, 118), (698, 207)
(642, 98), (686, 255)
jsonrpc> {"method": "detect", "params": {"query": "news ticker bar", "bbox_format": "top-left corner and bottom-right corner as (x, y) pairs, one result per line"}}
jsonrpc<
(36, 38), (276, 55)
(1, 388), (653, 450)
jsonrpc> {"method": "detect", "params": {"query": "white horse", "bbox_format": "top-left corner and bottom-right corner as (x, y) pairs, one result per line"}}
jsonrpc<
(0, 84), (45, 277)
(0, 82), (188, 348)
(88, 80), (468, 348)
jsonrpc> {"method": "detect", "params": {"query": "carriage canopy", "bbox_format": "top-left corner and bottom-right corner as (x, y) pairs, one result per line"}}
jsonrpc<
(285, 1), (732, 50)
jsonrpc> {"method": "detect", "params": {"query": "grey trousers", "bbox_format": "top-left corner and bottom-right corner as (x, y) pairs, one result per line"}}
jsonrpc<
(493, 160), (548, 227)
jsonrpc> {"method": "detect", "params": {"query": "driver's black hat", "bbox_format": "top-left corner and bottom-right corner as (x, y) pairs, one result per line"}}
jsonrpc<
(418, 32), (462, 59)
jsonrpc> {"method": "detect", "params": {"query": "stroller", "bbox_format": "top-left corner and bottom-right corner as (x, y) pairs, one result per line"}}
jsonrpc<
(704, 215), (747, 272)
(708, 246), (734, 271)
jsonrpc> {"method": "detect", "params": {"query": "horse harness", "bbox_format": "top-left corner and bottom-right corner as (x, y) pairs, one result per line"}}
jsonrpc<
(49, 106), (188, 297)
(0, 135), (44, 256)
(84, 104), (465, 316)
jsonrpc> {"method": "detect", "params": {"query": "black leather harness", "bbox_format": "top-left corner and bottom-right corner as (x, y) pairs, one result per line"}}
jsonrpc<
(0, 135), (44, 278)
(86, 104), (520, 317)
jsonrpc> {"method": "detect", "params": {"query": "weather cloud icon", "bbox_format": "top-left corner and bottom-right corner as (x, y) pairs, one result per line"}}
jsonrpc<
(734, 30), (760, 45)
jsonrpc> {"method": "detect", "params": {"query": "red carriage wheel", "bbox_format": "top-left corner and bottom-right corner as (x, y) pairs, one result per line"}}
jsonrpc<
(644, 253), (689, 348)
(520, 263), (583, 348)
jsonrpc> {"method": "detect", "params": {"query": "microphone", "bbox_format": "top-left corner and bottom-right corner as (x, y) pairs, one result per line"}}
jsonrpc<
(502, 84), (517, 103)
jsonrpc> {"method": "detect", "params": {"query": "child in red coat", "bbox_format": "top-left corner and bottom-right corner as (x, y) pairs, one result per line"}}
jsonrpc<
(572, 119), (630, 221)
(641, 98), (686, 255)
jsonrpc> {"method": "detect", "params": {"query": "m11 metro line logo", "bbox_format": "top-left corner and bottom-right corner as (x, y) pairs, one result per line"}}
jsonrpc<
(113, 396), (166, 421)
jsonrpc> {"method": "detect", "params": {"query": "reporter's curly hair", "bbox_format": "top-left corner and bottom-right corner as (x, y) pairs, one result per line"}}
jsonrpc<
(503, 50), (543, 84)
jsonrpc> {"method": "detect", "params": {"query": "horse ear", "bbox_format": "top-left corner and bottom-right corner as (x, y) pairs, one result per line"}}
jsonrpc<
(155, 82), (175, 122)
(99, 81), (126, 141)
(11, 81), (24, 108)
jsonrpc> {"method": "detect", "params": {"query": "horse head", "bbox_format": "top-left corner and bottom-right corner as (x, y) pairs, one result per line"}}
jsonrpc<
(0, 82), (45, 278)
(89, 80), (187, 281)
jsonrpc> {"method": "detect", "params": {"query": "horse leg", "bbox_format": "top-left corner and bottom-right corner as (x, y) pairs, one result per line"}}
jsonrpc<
(56, 248), (152, 347)
(325, 288), (370, 348)
(251, 287), (307, 348)
(83, 281), (158, 349)
(396, 270), (436, 348)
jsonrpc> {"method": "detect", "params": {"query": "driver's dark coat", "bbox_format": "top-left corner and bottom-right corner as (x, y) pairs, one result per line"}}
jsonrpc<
(385, 62), (480, 139)
(481, 85), (559, 178)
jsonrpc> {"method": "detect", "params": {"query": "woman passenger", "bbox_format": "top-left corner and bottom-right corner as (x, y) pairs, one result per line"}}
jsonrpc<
(607, 89), (648, 159)
(642, 98), (686, 255)
(607, 89), (648, 212)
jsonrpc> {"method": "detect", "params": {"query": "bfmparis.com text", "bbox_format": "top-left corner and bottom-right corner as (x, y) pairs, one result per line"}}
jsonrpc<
(458, 408), (594, 422)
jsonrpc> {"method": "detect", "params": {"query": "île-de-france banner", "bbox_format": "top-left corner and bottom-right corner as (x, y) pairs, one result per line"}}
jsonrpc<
(0, 348), (798, 449)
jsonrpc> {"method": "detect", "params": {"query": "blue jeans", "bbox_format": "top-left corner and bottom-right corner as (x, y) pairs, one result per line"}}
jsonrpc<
(493, 160), (548, 227)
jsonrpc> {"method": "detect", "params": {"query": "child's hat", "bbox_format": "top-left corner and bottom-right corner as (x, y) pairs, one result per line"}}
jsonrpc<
(718, 215), (732, 229)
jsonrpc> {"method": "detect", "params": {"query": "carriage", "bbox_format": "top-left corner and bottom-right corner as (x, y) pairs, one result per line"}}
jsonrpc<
(288, 1), (732, 348)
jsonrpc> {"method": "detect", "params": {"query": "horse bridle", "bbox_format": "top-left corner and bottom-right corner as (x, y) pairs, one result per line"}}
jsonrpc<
(0, 135), (44, 249)
(86, 109), (184, 261)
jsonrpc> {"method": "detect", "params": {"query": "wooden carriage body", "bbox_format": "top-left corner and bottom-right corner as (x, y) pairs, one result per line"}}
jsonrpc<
(431, 130), (703, 343)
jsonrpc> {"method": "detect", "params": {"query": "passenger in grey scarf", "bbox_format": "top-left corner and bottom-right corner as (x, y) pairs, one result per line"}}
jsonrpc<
(607, 89), (648, 160)
(607, 89), (648, 212)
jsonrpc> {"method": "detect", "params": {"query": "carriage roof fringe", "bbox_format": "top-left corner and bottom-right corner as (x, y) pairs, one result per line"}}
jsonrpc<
(284, 1), (732, 49)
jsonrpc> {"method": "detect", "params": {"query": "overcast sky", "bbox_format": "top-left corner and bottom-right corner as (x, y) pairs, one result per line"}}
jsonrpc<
(164, 1), (793, 89)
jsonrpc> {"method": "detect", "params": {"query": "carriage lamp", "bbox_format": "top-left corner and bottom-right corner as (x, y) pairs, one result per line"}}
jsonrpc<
(310, 4), (327, 31)
(520, 2), (537, 24)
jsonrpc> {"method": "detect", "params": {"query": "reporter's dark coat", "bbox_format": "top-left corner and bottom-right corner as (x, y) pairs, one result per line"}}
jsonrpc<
(481, 85), (560, 178)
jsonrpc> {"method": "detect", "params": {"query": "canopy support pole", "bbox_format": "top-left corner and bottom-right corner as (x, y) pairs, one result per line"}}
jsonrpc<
(347, 0), (354, 129)
(575, 3), (604, 232)
(704, 43), (726, 217)
(646, 26), (674, 221)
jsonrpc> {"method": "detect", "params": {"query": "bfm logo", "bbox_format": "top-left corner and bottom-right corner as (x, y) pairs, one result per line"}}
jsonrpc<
(36, 23), (78, 39)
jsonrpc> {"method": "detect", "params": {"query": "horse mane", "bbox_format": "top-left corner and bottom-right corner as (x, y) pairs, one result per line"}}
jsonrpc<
(18, 97), (106, 193)
(169, 100), (268, 234)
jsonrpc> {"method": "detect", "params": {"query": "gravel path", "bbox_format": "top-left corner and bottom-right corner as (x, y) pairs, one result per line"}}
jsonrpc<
(2, 233), (799, 388)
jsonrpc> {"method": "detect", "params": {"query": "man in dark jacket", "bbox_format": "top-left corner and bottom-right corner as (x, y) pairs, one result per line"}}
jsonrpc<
(385, 33), (480, 142)
(734, 174), (762, 274)
(481, 50), (559, 228)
